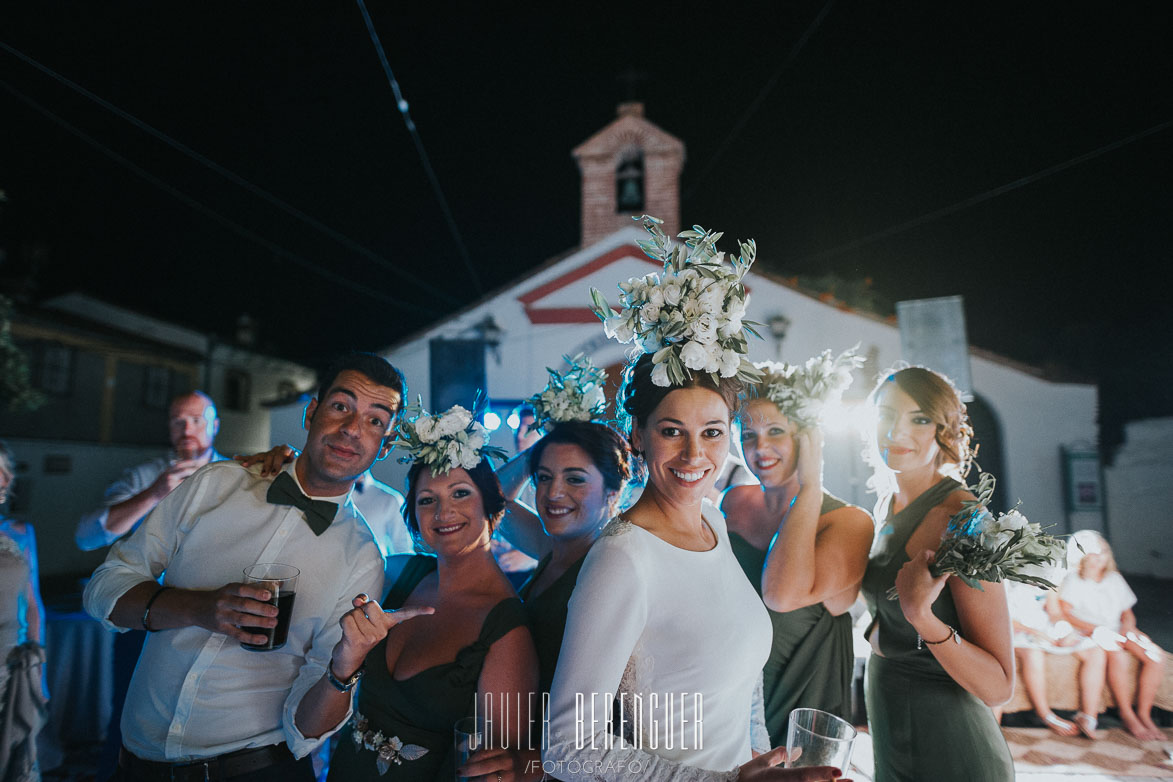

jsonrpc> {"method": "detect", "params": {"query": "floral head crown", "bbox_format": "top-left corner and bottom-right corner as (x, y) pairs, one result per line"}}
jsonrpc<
(528, 353), (609, 434)
(754, 347), (863, 430)
(589, 215), (764, 388)
(395, 399), (508, 475)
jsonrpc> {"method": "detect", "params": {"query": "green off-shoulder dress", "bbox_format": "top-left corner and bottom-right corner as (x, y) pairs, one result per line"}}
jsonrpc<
(328, 555), (529, 782)
(730, 491), (856, 746)
(861, 478), (1014, 782)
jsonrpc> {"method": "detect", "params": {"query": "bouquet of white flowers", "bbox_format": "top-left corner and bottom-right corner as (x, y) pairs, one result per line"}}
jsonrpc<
(756, 347), (862, 429)
(589, 215), (764, 388)
(395, 400), (507, 475)
(528, 353), (608, 433)
(890, 473), (1067, 597)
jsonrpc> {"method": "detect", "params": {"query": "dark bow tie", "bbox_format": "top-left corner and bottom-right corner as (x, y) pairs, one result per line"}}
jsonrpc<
(266, 471), (338, 536)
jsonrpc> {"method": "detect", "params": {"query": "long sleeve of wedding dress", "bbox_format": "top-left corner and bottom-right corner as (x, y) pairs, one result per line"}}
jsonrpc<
(544, 512), (771, 781)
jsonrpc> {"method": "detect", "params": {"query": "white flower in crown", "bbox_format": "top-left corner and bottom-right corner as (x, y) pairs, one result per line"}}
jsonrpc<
(436, 406), (472, 437)
(756, 347), (863, 430)
(527, 354), (610, 433)
(395, 400), (507, 475)
(589, 215), (765, 388)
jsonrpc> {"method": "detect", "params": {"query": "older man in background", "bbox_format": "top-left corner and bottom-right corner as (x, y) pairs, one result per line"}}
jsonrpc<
(76, 391), (226, 551)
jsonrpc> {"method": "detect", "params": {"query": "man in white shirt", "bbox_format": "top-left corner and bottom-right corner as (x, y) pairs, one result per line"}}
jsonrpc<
(351, 469), (413, 556)
(84, 352), (405, 782)
(76, 391), (227, 551)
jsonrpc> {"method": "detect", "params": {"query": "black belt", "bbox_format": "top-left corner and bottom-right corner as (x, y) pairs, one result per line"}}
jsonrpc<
(118, 743), (293, 782)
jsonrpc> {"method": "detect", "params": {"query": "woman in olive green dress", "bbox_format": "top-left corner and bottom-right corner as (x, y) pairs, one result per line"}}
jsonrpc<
(721, 361), (874, 744)
(861, 367), (1015, 781)
(462, 421), (632, 780)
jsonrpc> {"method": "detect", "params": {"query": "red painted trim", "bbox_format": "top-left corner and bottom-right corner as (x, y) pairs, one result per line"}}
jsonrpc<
(517, 245), (658, 306)
(524, 307), (602, 324)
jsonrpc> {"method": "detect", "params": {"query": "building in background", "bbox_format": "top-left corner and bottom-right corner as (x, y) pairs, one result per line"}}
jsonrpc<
(0, 293), (314, 580)
(269, 103), (1102, 551)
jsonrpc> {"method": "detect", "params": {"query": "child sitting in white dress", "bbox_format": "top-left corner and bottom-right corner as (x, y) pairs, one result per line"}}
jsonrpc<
(1059, 530), (1167, 741)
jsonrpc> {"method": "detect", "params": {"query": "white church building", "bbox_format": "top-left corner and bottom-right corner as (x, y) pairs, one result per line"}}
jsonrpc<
(272, 102), (1114, 564)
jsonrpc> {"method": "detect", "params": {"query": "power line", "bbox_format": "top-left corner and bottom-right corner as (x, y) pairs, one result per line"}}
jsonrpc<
(354, 0), (482, 294)
(684, 0), (837, 201)
(0, 78), (436, 316)
(0, 40), (455, 303)
(785, 117), (1173, 267)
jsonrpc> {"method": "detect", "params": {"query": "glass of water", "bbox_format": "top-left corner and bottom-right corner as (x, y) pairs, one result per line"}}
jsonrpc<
(784, 707), (856, 771)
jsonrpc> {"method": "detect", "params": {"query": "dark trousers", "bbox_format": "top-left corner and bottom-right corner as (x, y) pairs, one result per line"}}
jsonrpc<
(107, 752), (315, 782)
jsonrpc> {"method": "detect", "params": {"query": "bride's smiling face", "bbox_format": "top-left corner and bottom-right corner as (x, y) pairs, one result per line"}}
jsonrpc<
(632, 386), (731, 507)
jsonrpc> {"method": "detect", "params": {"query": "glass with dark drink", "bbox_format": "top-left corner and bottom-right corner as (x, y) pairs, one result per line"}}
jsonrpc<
(240, 563), (299, 651)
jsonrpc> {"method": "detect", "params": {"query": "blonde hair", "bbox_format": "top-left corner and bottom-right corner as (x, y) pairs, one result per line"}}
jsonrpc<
(1071, 530), (1117, 578)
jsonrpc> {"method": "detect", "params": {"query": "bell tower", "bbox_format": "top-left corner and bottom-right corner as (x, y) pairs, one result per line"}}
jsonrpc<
(572, 102), (685, 247)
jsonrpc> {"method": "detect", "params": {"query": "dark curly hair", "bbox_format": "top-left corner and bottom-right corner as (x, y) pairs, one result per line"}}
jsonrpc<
(527, 421), (633, 493)
(619, 353), (744, 432)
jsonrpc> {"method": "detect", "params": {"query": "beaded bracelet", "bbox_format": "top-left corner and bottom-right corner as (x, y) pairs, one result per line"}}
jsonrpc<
(917, 624), (961, 650)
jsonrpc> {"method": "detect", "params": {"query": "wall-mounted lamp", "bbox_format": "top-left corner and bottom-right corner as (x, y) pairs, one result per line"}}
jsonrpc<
(767, 314), (791, 358)
(473, 315), (504, 363)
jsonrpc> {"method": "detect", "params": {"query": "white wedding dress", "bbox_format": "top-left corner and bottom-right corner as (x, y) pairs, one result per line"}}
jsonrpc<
(544, 502), (772, 781)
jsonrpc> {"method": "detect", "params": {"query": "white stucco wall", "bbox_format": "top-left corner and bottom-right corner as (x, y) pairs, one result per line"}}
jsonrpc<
(369, 228), (1100, 523)
(1105, 417), (1173, 578)
(4, 438), (163, 578)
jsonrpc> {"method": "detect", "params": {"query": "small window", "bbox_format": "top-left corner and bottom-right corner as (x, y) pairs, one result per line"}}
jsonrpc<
(38, 344), (74, 396)
(616, 149), (645, 212)
(143, 366), (172, 409)
(224, 369), (251, 412)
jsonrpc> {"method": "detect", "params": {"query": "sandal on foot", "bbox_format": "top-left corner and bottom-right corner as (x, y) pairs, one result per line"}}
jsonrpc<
(1043, 713), (1079, 737)
(1074, 711), (1098, 739)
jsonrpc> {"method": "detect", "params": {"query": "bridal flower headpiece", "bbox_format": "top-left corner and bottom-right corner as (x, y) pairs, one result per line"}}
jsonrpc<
(755, 347), (863, 430)
(528, 353), (609, 433)
(396, 400), (507, 475)
(589, 215), (764, 388)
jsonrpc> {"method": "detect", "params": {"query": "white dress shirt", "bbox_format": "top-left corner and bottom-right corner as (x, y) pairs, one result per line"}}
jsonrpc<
(75, 450), (228, 551)
(83, 459), (384, 762)
(351, 471), (414, 557)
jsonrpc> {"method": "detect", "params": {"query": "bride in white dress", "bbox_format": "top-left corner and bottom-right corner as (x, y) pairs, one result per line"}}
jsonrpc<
(543, 354), (848, 782)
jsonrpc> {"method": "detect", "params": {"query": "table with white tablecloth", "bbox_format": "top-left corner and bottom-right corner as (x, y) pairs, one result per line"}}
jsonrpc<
(38, 606), (113, 768)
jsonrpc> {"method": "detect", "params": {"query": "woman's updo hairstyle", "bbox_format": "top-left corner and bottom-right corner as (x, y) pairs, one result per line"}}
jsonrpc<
(527, 421), (633, 493)
(402, 457), (507, 543)
(620, 353), (744, 433)
(872, 366), (974, 475)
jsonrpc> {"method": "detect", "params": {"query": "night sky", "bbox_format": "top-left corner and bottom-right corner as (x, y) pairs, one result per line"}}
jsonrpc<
(2, 3), (1171, 455)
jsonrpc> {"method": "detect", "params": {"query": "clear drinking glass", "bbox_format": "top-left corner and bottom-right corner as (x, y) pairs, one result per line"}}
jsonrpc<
(453, 716), (484, 781)
(784, 707), (857, 771)
(240, 563), (299, 651)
